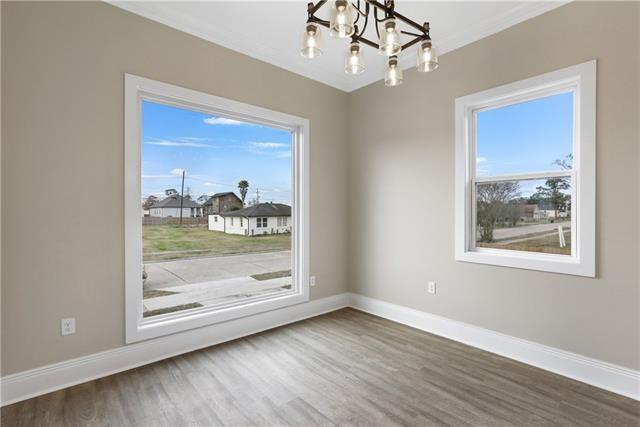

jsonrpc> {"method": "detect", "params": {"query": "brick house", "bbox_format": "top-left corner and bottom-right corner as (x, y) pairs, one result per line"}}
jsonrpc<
(202, 192), (243, 214)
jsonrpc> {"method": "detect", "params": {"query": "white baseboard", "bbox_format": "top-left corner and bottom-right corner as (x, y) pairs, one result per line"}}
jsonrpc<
(0, 293), (349, 407)
(348, 293), (640, 401)
(3, 291), (638, 407)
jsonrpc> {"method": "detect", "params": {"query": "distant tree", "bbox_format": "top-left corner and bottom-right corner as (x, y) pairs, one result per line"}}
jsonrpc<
(238, 180), (249, 205)
(184, 186), (192, 200)
(197, 194), (210, 204)
(533, 178), (570, 212)
(532, 154), (572, 214)
(553, 154), (573, 170)
(143, 195), (159, 209)
(503, 199), (525, 227)
(165, 188), (178, 196)
(477, 182), (521, 242)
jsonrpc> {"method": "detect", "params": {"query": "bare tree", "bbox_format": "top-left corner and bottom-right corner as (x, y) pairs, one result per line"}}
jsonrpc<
(142, 195), (159, 210)
(503, 199), (526, 227)
(476, 181), (521, 242)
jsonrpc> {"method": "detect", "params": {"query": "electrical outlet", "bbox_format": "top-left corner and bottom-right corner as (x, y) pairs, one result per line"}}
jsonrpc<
(61, 318), (76, 336)
(427, 281), (436, 295)
(310, 276), (316, 287)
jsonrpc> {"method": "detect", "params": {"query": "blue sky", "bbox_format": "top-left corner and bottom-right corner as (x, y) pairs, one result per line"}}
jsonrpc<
(142, 100), (292, 204)
(476, 91), (573, 196)
(476, 91), (573, 177)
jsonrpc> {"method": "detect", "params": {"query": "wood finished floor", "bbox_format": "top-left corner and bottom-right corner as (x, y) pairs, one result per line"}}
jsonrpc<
(2, 308), (639, 426)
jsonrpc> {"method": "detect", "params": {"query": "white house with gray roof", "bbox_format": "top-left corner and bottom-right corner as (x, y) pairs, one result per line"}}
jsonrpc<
(208, 202), (291, 236)
(149, 194), (203, 218)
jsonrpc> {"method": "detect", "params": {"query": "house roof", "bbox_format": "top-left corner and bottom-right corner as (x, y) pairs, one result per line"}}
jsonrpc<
(150, 195), (202, 209)
(211, 192), (235, 198)
(222, 202), (291, 218)
(203, 192), (241, 206)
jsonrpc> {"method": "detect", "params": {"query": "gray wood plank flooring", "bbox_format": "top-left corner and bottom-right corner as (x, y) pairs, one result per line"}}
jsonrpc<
(2, 308), (639, 426)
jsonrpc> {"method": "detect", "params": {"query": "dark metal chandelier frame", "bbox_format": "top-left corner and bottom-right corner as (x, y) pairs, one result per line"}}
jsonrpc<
(305, 0), (431, 52)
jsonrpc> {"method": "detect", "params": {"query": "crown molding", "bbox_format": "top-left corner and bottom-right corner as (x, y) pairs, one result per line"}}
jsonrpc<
(108, 1), (351, 92)
(107, 1), (571, 93)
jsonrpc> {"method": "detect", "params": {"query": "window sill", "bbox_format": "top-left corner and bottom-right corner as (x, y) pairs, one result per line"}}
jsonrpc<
(128, 290), (309, 343)
(455, 248), (595, 277)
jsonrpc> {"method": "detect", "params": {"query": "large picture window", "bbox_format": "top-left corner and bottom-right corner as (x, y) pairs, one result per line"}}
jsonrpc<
(125, 75), (309, 342)
(455, 61), (595, 276)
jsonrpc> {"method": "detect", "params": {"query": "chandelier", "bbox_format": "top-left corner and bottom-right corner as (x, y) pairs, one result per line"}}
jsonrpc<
(300, 0), (438, 87)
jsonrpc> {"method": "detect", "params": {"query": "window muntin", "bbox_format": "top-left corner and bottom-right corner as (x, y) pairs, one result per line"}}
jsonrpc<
(454, 61), (596, 277)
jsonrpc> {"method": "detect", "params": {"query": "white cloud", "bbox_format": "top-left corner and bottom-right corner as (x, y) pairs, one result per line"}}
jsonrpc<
(145, 139), (210, 148)
(179, 136), (208, 142)
(476, 157), (488, 163)
(249, 141), (289, 149)
(203, 117), (248, 126)
(170, 168), (185, 177)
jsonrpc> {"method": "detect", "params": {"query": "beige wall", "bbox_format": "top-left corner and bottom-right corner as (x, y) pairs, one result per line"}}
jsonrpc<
(348, 1), (640, 370)
(1, 2), (349, 375)
(2, 1), (639, 377)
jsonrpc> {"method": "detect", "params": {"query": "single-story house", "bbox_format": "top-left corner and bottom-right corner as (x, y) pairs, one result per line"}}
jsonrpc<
(202, 191), (243, 215)
(149, 195), (203, 218)
(208, 202), (291, 236)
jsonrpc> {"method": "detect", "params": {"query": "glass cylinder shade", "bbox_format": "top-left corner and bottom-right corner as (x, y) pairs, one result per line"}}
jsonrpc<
(345, 42), (365, 75)
(329, 0), (355, 38)
(416, 40), (438, 72)
(378, 19), (401, 56)
(384, 56), (403, 87)
(300, 23), (322, 59)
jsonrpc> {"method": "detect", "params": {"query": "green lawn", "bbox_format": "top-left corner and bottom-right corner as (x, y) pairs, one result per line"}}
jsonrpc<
(143, 224), (291, 262)
(478, 231), (571, 255)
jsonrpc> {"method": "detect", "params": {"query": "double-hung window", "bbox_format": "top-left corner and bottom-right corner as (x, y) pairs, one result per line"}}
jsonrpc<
(455, 61), (596, 276)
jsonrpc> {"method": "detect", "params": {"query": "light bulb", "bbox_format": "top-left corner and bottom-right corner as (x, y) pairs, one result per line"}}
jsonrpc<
(329, 0), (355, 38)
(378, 19), (401, 56)
(416, 40), (438, 72)
(344, 42), (365, 75)
(300, 23), (322, 59)
(384, 56), (403, 87)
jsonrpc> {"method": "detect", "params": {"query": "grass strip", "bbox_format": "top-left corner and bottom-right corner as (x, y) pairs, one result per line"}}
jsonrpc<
(251, 270), (292, 281)
(143, 302), (203, 318)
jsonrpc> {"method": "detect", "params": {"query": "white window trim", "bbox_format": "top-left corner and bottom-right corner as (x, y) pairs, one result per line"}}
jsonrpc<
(455, 61), (596, 277)
(125, 74), (310, 343)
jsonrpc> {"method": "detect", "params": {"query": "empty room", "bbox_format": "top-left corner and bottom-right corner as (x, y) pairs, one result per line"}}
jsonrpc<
(1, 1), (639, 425)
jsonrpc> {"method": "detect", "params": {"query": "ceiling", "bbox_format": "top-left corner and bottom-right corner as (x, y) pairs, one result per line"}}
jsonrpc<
(110, 1), (569, 92)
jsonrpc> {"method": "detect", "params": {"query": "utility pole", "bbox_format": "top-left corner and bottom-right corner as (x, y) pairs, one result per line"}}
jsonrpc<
(179, 170), (185, 225)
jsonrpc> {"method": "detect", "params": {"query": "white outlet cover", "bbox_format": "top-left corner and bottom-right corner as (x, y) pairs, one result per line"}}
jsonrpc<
(310, 276), (316, 287)
(427, 281), (436, 295)
(61, 318), (76, 336)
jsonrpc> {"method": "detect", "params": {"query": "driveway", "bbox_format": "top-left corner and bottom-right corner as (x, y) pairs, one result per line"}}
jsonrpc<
(145, 250), (291, 289)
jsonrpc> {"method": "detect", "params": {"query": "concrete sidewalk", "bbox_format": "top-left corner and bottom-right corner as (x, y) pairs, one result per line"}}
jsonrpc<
(145, 250), (292, 289)
(143, 250), (292, 316)
(487, 221), (570, 240)
(143, 276), (291, 312)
